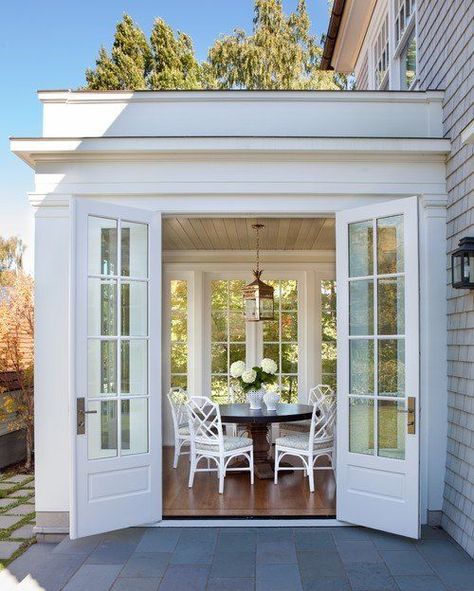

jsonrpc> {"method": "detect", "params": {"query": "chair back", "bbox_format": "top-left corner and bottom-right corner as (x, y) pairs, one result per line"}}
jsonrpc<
(186, 396), (224, 453)
(308, 384), (334, 406)
(309, 392), (336, 446)
(167, 387), (190, 434)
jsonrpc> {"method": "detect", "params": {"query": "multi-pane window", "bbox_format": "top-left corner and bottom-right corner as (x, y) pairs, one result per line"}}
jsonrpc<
(170, 280), (188, 390)
(87, 216), (149, 459)
(400, 28), (417, 89)
(347, 215), (406, 460)
(210, 280), (246, 403)
(321, 280), (337, 391)
(263, 280), (298, 403)
(374, 15), (389, 88)
(395, 0), (416, 46)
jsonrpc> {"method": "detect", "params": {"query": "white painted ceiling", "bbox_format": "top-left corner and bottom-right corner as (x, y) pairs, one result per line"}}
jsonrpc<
(162, 217), (335, 251)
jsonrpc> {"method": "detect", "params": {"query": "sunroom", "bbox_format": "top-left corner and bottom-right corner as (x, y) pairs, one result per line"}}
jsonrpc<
(11, 89), (450, 540)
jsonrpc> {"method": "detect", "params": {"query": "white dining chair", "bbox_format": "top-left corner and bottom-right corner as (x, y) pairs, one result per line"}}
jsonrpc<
(186, 396), (254, 494)
(274, 393), (336, 493)
(167, 387), (192, 469)
(279, 384), (334, 435)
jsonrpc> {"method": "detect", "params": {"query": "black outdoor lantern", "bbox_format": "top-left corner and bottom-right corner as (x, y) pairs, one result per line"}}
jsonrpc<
(451, 237), (474, 289)
(243, 224), (275, 322)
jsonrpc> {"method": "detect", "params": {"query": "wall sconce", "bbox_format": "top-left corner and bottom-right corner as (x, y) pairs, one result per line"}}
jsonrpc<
(451, 237), (474, 289)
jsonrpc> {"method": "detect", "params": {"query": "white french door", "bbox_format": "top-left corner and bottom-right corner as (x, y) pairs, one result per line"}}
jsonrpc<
(71, 200), (162, 538)
(336, 196), (420, 538)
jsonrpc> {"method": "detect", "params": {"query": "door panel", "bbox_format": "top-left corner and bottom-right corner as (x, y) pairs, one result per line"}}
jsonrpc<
(336, 197), (419, 538)
(71, 199), (161, 538)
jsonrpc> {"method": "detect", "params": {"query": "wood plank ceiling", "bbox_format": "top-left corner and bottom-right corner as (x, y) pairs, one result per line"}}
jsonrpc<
(163, 218), (335, 251)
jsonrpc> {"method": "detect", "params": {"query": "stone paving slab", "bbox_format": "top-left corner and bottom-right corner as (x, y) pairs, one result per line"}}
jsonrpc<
(10, 523), (35, 539)
(1, 475), (33, 484)
(6, 525), (474, 591)
(0, 514), (23, 529)
(5, 504), (35, 516)
(0, 541), (23, 560)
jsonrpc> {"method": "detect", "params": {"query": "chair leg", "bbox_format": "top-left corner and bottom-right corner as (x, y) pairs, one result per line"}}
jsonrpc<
(308, 456), (315, 493)
(173, 439), (180, 469)
(274, 448), (280, 485)
(218, 458), (225, 494)
(188, 450), (196, 488)
(250, 449), (254, 485)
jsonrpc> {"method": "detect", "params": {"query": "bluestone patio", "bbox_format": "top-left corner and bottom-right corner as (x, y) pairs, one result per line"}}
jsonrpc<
(2, 525), (474, 591)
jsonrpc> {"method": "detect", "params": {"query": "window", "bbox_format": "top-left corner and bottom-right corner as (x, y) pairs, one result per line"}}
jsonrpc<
(374, 15), (389, 88)
(263, 280), (298, 403)
(210, 280), (246, 403)
(170, 280), (188, 390)
(400, 28), (417, 89)
(321, 280), (337, 391)
(395, 0), (416, 46)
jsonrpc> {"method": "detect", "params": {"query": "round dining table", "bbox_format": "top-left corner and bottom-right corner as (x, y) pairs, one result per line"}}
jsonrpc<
(219, 403), (313, 480)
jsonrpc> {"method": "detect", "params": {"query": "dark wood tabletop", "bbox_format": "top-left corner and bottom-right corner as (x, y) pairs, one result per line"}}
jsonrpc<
(219, 403), (313, 424)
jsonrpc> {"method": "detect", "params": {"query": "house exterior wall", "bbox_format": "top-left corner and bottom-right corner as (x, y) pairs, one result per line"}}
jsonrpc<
(417, 0), (474, 556)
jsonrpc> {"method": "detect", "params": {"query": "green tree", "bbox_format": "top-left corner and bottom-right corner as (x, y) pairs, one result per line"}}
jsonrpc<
(0, 236), (25, 286)
(148, 19), (212, 89)
(86, 14), (152, 90)
(208, 0), (340, 90)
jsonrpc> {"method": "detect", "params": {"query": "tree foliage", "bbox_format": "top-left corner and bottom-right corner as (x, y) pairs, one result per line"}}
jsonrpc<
(0, 272), (34, 469)
(85, 2), (345, 90)
(208, 0), (339, 89)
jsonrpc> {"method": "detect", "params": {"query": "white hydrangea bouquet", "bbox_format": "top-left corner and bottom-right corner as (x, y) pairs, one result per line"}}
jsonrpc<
(230, 358), (278, 409)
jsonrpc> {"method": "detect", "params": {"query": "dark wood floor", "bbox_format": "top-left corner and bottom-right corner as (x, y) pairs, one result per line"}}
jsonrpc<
(163, 446), (337, 517)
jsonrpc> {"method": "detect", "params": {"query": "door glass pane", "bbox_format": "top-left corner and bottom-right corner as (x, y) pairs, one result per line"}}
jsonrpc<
(229, 311), (246, 342)
(281, 280), (298, 310)
(88, 400), (117, 459)
(377, 215), (404, 274)
(121, 399), (148, 455)
(350, 339), (374, 394)
(121, 281), (148, 336)
(321, 280), (337, 390)
(230, 343), (246, 366)
(349, 221), (373, 277)
(212, 344), (228, 373)
(88, 340), (117, 396)
(281, 312), (298, 341)
(88, 279), (117, 336)
(349, 398), (374, 455)
(281, 375), (298, 403)
(121, 340), (147, 395)
(88, 217), (117, 276)
(121, 221), (148, 278)
(263, 313), (279, 341)
(170, 280), (188, 393)
(211, 311), (227, 341)
(349, 280), (374, 335)
(378, 339), (405, 397)
(378, 277), (405, 334)
(281, 343), (298, 373)
(211, 376), (228, 404)
(378, 400), (405, 459)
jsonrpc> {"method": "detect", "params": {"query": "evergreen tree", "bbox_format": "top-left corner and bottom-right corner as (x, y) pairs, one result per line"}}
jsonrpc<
(208, 0), (341, 90)
(148, 19), (211, 90)
(86, 14), (151, 90)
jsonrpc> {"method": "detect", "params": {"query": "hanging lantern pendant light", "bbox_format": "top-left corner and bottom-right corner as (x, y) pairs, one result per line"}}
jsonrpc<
(243, 223), (275, 321)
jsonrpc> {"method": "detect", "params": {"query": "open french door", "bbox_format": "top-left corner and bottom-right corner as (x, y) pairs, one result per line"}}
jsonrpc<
(70, 199), (162, 538)
(336, 196), (419, 538)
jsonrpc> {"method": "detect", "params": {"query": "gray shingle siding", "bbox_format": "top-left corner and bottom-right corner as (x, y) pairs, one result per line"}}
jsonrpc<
(418, 0), (474, 557)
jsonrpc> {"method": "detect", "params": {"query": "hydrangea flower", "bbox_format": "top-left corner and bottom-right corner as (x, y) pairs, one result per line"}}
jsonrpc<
(242, 369), (257, 384)
(230, 360), (246, 378)
(261, 358), (278, 375)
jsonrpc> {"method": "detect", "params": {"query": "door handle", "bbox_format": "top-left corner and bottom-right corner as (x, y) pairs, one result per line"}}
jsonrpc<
(76, 397), (97, 435)
(400, 397), (416, 434)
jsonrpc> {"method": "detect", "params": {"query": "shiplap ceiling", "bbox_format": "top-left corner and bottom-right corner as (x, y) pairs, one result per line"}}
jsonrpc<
(163, 217), (335, 251)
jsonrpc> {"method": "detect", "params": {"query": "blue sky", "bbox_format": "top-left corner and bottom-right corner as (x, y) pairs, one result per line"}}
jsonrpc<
(1, 0), (330, 272)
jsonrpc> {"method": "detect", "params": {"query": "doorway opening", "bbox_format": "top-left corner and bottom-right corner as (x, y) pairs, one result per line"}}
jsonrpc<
(161, 216), (337, 518)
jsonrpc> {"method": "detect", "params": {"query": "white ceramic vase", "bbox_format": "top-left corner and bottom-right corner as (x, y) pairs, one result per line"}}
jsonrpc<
(263, 391), (280, 411)
(247, 389), (265, 410)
